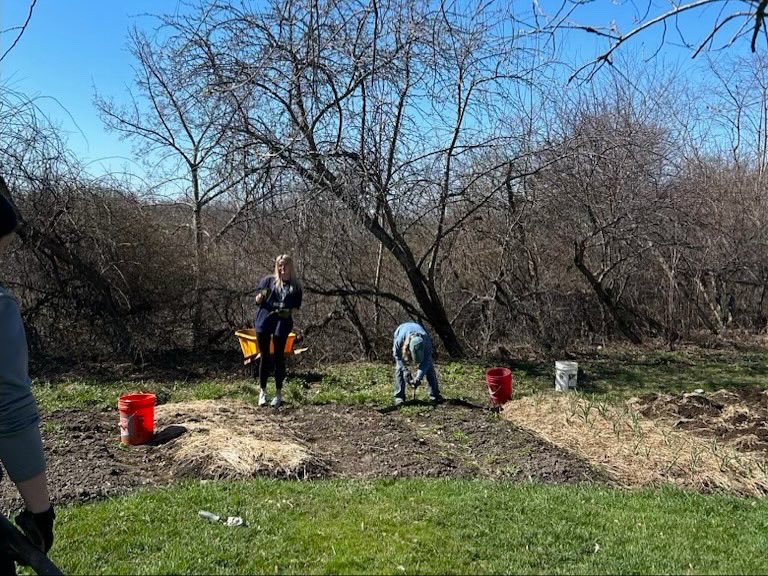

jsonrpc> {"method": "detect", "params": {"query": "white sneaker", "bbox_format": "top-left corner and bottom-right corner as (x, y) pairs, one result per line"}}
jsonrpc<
(258, 390), (269, 407)
(271, 393), (283, 408)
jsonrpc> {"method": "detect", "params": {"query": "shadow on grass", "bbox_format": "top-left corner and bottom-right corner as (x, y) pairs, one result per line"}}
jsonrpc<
(290, 371), (324, 389)
(508, 359), (551, 379)
(578, 351), (768, 396)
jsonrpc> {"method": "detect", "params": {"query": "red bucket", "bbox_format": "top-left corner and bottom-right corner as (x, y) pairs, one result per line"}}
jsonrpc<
(486, 368), (513, 405)
(118, 393), (156, 445)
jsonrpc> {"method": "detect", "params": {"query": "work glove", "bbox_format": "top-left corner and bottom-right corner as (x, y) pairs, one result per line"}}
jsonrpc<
(15, 506), (55, 554)
(409, 377), (420, 388)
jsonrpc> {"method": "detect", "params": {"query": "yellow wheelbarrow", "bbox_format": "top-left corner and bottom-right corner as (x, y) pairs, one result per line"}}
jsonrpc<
(234, 329), (308, 365)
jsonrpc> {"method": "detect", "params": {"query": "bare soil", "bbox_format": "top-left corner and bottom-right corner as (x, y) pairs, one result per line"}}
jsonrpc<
(633, 388), (768, 454)
(0, 401), (603, 511)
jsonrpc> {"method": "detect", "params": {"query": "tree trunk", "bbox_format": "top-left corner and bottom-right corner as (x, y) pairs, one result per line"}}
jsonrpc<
(341, 296), (375, 359)
(373, 238), (384, 338)
(409, 268), (464, 357)
(191, 168), (204, 350)
(316, 165), (466, 357)
(574, 241), (644, 345)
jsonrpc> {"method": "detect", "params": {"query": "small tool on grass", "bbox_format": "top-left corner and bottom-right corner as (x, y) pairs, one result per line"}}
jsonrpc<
(198, 510), (244, 527)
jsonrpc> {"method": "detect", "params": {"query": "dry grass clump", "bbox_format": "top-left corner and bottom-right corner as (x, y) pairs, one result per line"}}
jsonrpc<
(503, 394), (768, 497)
(153, 400), (322, 479)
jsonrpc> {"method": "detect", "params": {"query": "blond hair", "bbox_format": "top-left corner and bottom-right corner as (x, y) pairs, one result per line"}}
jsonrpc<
(401, 334), (413, 364)
(273, 254), (300, 291)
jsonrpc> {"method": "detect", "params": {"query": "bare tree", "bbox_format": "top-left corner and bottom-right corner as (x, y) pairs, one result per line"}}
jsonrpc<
(95, 27), (266, 348)
(540, 0), (768, 81)
(162, 0), (546, 357)
(0, 0), (37, 64)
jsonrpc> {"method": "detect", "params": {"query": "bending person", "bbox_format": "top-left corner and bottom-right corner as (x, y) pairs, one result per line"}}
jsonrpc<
(254, 254), (302, 408)
(392, 322), (443, 405)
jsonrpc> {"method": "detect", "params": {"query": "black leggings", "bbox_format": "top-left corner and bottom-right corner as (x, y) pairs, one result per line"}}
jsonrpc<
(257, 332), (287, 390)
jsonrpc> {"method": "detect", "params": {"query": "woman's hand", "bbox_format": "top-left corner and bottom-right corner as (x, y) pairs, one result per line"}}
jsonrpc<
(255, 287), (271, 306)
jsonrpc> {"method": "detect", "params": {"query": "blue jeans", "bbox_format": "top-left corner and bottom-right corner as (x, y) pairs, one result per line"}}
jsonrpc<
(394, 363), (440, 399)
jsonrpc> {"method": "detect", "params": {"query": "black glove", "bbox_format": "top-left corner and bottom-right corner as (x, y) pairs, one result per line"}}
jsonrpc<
(15, 506), (55, 554)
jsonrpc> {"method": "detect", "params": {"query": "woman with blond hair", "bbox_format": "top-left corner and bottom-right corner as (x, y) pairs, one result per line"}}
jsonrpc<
(392, 321), (442, 405)
(254, 254), (302, 407)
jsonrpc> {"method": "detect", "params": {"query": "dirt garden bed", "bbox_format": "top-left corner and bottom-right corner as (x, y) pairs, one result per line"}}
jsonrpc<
(0, 400), (603, 511)
(632, 388), (768, 453)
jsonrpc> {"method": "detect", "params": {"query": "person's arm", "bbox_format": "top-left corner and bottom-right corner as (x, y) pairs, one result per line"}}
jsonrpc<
(254, 277), (267, 305)
(255, 277), (276, 310)
(0, 427), (51, 513)
(17, 473), (50, 514)
(0, 294), (54, 552)
(0, 427), (54, 553)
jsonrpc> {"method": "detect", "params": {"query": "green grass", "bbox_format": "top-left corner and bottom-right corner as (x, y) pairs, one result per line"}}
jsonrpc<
(576, 348), (768, 398)
(42, 479), (768, 575)
(31, 362), (495, 413)
(32, 347), (768, 413)
(32, 378), (263, 414)
(26, 350), (768, 574)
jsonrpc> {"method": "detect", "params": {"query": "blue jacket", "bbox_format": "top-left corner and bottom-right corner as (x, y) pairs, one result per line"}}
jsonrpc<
(392, 322), (434, 382)
(254, 275), (303, 338)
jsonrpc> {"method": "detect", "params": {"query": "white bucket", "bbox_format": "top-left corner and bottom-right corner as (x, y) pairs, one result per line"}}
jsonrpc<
(555, 361), (578, 392)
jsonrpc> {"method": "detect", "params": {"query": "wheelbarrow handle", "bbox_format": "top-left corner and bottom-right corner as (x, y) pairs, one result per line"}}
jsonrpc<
(0, 513), (63, 575)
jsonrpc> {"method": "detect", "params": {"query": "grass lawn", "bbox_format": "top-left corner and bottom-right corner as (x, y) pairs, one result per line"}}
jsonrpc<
(32, 347), (768, 413)
(26, 347), (768, 574)
(40, 479), (768, 575)
(31, 362), (496, 413)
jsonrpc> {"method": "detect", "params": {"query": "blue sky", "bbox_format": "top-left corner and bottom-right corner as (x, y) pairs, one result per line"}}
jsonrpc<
(0, 0), (758, 179)
(0, 0), (188, 176)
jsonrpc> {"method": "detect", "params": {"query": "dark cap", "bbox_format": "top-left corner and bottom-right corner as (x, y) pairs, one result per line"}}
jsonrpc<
(0, 194), (19, 238)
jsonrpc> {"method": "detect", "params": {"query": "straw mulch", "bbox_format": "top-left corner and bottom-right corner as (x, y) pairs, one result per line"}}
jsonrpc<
(153, 400), (323, 479)
(503, 394), (768, 497)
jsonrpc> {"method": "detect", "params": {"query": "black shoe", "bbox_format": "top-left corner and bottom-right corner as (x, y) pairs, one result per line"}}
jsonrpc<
(430, 395), (445, 404)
